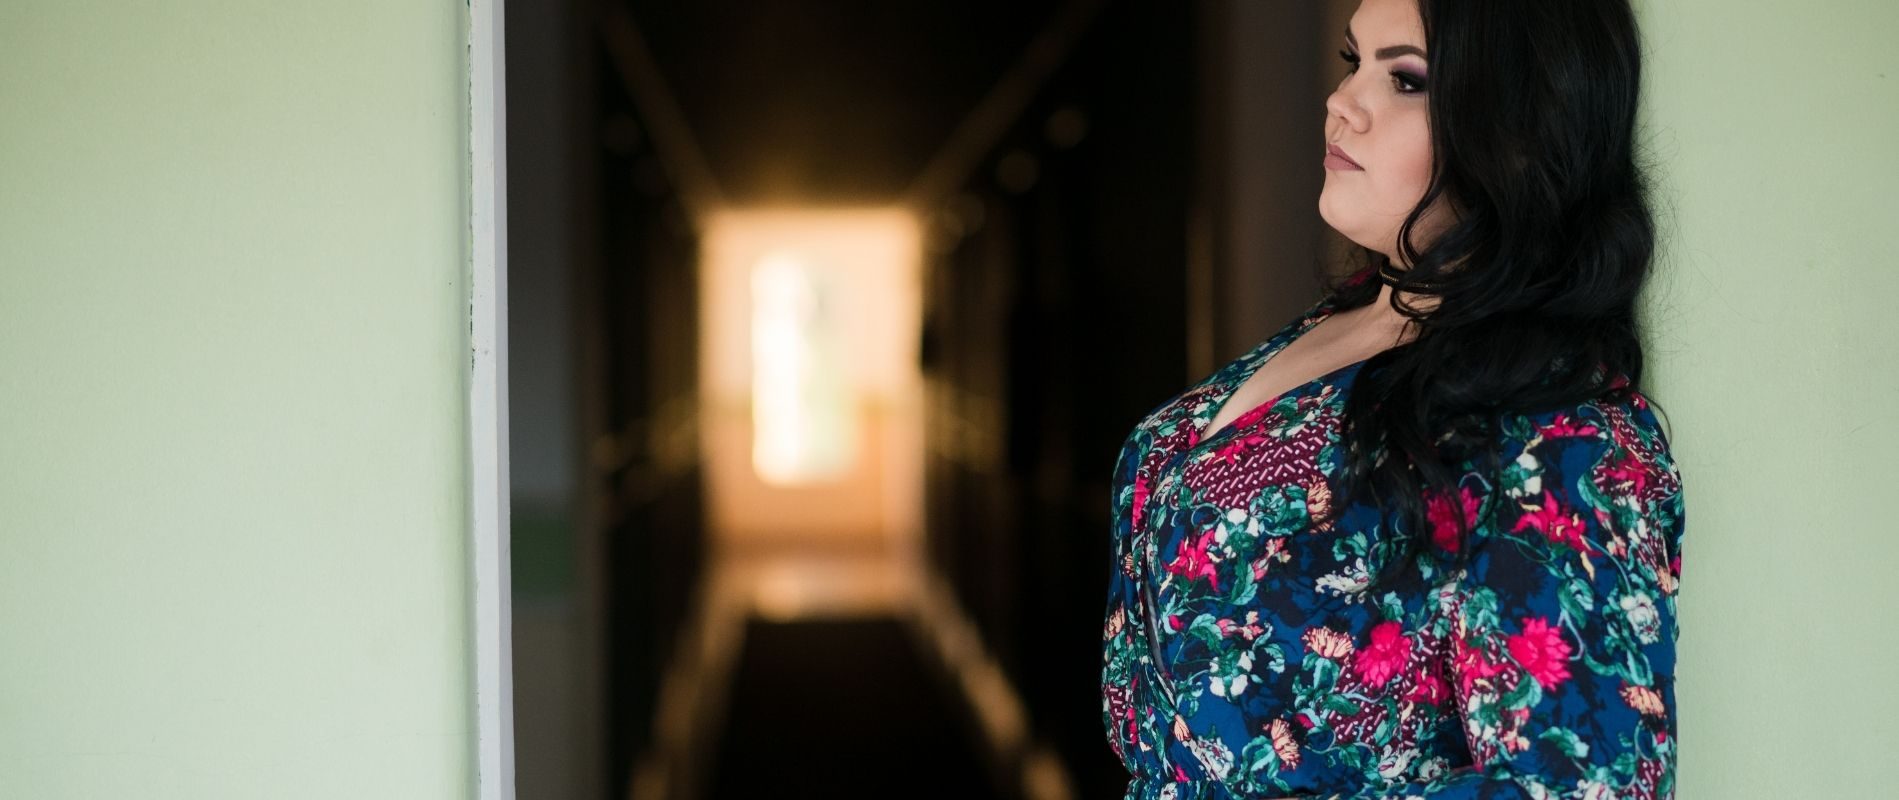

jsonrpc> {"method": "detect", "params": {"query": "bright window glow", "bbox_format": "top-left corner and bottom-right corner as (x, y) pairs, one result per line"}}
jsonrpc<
(701, 208), (920, 506)
(750, 253), (854, 484)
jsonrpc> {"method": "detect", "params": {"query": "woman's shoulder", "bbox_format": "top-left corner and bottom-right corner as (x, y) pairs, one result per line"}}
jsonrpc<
(1497, 382), (1674, 462)
(1484, 383), (1685, 531)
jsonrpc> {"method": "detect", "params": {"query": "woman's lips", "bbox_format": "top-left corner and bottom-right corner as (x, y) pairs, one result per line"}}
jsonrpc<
(1324, 143), (1364, 171)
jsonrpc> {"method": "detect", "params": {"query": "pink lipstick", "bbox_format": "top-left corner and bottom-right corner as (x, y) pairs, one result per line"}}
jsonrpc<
(1324, 143), (1364, 171)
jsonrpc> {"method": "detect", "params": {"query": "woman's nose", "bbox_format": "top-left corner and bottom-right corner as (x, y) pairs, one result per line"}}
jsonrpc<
(1325, 86), (1368, 135)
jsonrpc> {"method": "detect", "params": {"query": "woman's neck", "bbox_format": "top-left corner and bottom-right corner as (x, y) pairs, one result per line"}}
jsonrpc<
(1372, 282), (1438, 316)
(1348, 281), (1434, 349)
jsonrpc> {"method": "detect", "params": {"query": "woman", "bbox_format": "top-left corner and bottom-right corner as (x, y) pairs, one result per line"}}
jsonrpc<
(1099, 0), (1683, 798)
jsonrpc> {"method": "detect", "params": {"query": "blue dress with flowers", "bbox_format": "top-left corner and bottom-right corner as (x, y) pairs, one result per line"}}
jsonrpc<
(1100, 273), (1685, 799)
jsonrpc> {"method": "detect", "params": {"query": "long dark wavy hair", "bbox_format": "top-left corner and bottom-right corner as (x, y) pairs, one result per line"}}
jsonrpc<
(1318, 0), (1663, 592)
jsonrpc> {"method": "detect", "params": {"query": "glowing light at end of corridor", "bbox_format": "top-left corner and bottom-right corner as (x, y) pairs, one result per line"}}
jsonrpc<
(750, 253), (854, 485)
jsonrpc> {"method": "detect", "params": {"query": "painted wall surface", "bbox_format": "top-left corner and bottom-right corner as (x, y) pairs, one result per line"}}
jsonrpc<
(1638, 1), (1899, 795)
(0, 2), (474, 798)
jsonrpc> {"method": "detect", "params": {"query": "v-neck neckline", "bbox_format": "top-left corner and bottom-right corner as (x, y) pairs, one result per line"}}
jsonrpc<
(1192, 294), (1364, 449)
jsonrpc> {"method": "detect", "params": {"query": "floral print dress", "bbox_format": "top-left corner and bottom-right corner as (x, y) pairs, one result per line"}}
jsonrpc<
(1100, 277), (1685, 800)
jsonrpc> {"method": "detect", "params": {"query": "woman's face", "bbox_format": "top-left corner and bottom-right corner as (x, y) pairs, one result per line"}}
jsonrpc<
(1319, 0), (1450, 264)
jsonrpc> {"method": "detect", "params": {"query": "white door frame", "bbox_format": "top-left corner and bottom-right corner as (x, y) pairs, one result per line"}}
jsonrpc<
(469, 1), (514, 798)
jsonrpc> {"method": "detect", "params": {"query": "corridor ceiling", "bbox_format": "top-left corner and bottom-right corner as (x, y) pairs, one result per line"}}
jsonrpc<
(625, 0), (1065, 204)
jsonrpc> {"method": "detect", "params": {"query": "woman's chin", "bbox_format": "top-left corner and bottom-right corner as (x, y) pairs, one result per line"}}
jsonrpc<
(1316, 203), (1357, 245)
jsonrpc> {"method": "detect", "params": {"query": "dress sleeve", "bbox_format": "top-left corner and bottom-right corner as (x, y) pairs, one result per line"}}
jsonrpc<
(1338, 404), (1684, 800)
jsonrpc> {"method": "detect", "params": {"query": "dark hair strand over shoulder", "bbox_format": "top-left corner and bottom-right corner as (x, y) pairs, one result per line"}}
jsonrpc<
(1315, 0), (1662, 593)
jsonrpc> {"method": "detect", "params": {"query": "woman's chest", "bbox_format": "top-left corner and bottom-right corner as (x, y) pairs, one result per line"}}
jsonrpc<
(1105, 349), (1469, 792)
(1118, 372), (1396, 615)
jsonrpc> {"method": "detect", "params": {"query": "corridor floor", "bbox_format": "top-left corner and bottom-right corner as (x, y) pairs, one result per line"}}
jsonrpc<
(705, 617), (1010, 799)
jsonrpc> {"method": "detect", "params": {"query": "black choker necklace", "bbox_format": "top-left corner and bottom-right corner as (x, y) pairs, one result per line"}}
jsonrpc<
(1377, 262), (1444, 292)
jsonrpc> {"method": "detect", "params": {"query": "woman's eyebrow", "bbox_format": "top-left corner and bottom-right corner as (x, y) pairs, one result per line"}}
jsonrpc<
(1344, 28), (1427, 61)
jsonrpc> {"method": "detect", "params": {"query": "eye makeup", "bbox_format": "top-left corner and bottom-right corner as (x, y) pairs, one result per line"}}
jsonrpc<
(1339, 46), (1427, 95)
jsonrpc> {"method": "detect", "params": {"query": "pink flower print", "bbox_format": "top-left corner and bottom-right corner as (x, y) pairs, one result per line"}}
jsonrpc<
(1597, 451), (1650, 497)
(1502, 708), (1534, 755)
(1620, 683), (1666, 717)
(1352, 621), (1411, 686)
(1425, 485), (1482, 552)
(1166, 527), (1222, 588)
(1266, 718), (1302, 769)
(1211, 413), (1275, 464)
(1403, 650), (1449, 705)
(1507, 617), (1573, 689)
(1217, 611), (1266, 642)
(1250, 538), (1289, 580)
(1542, 413), (1603, 439)
(1513, 490), (1591, 553)
(1404, 668), (1449, 705)
(1302, 627), (1355, 661)
(1452, 636), (1506, 697)
(1211, 434), (1259, 466)
(1131, 474), (1152, 532)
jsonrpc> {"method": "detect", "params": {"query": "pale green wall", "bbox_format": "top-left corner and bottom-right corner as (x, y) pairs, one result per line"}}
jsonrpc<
(1639, 1), (1899, 796)
(0, 2), (474, 798)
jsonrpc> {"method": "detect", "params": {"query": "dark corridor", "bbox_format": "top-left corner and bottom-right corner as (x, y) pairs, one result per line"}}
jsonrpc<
(706, 618), (998, 799)
(505, 1), (1352, 798)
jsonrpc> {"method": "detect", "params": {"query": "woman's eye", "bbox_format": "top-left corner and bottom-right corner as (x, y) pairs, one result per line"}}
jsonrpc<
(1338, 49), (1361, 73)
(1392, 71), (1426, 94)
